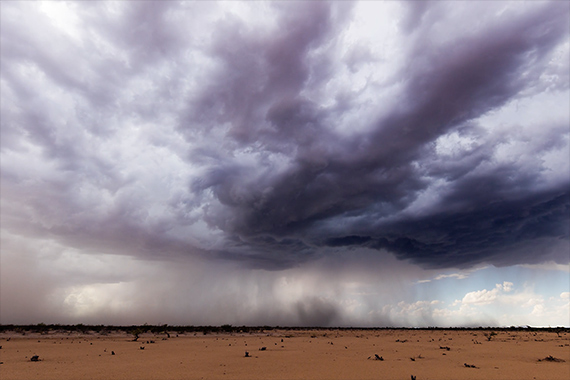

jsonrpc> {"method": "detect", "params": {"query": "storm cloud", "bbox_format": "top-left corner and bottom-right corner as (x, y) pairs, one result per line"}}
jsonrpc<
(181, 0), (569, 268)
(2, 0), (569, 269)
(1, 1), (569, 325)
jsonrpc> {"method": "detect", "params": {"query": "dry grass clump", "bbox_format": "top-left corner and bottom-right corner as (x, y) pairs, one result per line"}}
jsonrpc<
(538, 355), (565, 362)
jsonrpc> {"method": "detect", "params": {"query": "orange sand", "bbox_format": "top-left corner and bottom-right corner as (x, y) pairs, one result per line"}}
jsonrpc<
(1, 329), (568, 379)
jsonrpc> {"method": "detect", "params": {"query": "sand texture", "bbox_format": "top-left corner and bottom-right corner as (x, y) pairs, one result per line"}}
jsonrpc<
(1, 329), (569, 379)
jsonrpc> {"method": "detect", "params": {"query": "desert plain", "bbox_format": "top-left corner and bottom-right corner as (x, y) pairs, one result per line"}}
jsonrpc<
(0, 328), (568, 380)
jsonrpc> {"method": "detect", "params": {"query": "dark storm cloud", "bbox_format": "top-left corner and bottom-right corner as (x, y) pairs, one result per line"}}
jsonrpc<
(181, 1), (352, 141)
(1, 1), (569, 274)
(186, 1), (570, 268)
(326, 190), (569, 268)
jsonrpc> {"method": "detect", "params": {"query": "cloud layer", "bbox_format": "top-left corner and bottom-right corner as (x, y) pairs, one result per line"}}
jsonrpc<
(2, 1), (568, 272)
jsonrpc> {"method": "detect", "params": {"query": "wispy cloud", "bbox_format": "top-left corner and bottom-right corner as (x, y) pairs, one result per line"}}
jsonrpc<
(519, 262), (570, 273)
(416, 266), (488, 284)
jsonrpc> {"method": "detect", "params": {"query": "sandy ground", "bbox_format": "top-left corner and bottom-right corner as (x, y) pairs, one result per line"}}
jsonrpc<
(0, 329), (568, 379)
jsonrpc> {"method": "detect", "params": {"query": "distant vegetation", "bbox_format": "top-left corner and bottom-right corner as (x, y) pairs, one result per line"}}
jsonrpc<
(0, 323), (567, 335)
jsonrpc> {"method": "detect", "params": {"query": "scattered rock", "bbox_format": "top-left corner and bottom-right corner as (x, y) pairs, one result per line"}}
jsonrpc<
(30, 355), (40, 362)
(111, 351), (115, 355)
(439, 346), (450, 351)
(139, 346), (145, 350)
(244, 351), (250, 357)
(464, 363), (478, 368)
(411, 376), (416, 380)
(259, 347), (266, 351)
(374, 354), (384, 361)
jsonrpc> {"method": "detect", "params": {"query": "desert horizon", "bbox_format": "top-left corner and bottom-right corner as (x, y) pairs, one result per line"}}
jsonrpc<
(1, 325), (568, 379)
(2, 323), (570, 333)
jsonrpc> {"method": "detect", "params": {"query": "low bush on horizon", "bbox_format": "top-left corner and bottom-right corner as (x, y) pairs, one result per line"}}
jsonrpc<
(0, 323), (568, 335)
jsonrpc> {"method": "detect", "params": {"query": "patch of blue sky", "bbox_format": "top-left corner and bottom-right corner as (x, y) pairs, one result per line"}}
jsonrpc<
(413, 264), (569, 305)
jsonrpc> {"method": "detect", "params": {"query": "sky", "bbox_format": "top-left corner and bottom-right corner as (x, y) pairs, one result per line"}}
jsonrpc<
(1, 1), (569, 327)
